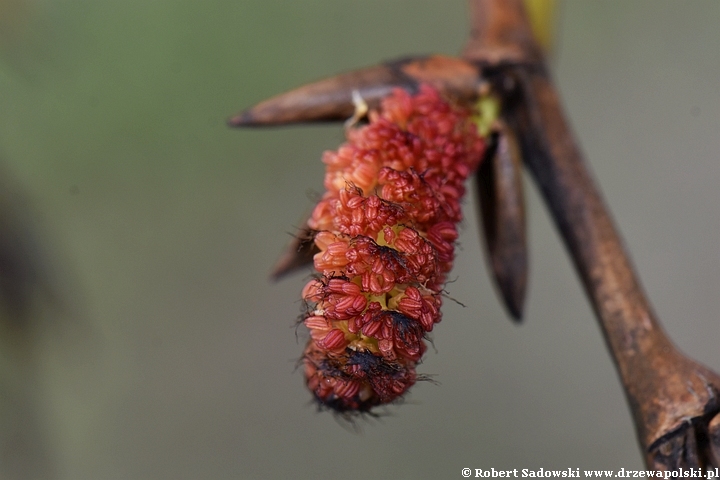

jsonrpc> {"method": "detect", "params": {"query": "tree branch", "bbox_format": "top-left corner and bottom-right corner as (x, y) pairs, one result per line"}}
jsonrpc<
(465, 0), (720, 467)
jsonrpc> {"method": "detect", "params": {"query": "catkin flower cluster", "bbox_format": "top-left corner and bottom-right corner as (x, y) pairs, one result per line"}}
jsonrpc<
(301, 85), (485, 412)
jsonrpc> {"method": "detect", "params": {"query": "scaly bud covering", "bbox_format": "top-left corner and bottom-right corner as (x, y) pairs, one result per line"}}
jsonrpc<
(301, 85), (485, 412)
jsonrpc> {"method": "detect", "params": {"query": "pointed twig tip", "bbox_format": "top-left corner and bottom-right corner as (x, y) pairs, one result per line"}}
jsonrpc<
(508, 305), (524, 322)
(475, 122), (528, 325)
(227, 111), (255, 128)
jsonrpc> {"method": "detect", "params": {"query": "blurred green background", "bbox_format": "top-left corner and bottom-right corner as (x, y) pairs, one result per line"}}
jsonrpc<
(0, 1), (719, 478)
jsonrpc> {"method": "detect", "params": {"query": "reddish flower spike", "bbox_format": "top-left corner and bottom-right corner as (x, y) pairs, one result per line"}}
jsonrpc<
(300, 85), (485, 413)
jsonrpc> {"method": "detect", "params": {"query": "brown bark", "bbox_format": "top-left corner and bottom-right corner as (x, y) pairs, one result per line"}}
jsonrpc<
(465, 0), (720, 467)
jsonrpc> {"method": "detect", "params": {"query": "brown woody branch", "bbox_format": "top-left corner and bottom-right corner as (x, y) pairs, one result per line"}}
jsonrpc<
(466, 0), (720, 467)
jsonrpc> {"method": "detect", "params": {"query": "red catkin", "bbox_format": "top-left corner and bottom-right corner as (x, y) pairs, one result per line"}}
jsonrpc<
(301, 85), (485, 413)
